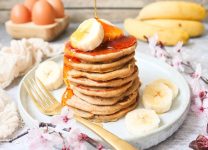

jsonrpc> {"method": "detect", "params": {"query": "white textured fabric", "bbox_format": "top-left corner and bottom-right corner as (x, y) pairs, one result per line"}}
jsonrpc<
(0, 38), (64, 89)
(0, 89), (20, 139)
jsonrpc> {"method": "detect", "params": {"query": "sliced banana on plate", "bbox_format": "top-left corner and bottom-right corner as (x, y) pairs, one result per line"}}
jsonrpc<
(152, 79), (179, 98)
(0, 89), (20, 139)
(70, 18), (104, 51)
(35, 60), (63, 90)
(142, 82), (173, 114)
(125, 108), (160, 136)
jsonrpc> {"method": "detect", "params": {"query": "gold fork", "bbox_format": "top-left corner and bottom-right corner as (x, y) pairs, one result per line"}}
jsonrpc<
(23, 77), (138, 150)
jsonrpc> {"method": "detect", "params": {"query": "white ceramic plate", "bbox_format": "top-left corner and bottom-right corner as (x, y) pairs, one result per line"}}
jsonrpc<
(18, 52), (190, 149)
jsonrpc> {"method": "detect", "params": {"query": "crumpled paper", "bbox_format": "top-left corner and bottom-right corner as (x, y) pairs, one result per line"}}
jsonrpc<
(0, 38), (64, 89)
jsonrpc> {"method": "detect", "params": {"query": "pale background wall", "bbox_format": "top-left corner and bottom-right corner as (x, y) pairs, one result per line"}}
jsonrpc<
(0, 0), (208, 23)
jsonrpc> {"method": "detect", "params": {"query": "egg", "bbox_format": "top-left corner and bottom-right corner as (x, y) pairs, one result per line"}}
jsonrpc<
(24, 0), (37, 11)
(10, 4), (31, 24)
(32, 0), (55, 25)
(47, 0), (65, 18)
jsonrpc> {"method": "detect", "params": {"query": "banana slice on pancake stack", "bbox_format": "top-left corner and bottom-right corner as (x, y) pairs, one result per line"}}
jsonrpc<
(63, 18), (141, 122)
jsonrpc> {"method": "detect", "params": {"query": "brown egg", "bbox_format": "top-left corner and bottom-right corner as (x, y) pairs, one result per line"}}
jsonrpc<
(24, 0), (37, 11)
(10, 4), (31, 24)
(47, 0), (65, 18)
(32, 0), (55, 25)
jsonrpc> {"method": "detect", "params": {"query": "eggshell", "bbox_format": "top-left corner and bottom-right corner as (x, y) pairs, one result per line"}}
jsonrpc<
(32, 0), (55, 25)
(47, 0), (65, 18)
(24, 0), (37, 11)
(10, 4), (31, 24)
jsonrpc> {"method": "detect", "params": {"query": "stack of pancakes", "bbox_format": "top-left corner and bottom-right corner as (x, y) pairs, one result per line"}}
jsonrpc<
(63, 36), (141, 122)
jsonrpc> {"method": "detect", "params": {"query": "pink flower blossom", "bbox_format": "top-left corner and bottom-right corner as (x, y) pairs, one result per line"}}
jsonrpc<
(63, 128), (87, 150)
(171, 55), (184, 71)
(189, 64), (203, 98)
(51, 106), (75, 130)
(148, 34), (158, 53)
(155, 47), (168, 61)
(191, 95), (208, 114)
(173, 41), (183, 53)
(191, 97), (204, 114)
(27, 128), (63, 150)
(147, 34), (169, 61)
(192, 64), (202, 79)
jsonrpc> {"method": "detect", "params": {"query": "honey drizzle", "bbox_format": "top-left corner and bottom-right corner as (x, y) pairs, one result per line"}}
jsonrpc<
(62, 0), (99, 104)
(62, 46), (75, 104)
(62, 87), (74, 106)
(65, 36), (137, 56)
(94, 0), (98, 18)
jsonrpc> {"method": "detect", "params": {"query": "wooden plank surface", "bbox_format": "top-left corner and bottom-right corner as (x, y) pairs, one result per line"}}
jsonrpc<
(0, 0), (206, 9)
(0, 9), (140, 24)
(0, 0), (207, 23)
(0, 0), (154, 9)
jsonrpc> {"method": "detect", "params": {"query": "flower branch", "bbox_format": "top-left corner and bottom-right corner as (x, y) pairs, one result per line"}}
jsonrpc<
(0, 107), (105, 150)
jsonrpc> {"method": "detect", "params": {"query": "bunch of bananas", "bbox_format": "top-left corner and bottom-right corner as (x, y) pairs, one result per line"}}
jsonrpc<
(124, 1), (206, 46)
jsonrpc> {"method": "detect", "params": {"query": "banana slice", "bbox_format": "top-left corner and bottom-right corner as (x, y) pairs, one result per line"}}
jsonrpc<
(35, 60), (63, 90)
(152, 79), (179, 98)
(70, 18), (104, 51)
(142, 82), (173, 113)
(125, 108), (160, 136)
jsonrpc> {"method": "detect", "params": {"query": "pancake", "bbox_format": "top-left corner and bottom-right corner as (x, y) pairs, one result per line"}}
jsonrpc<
(65, 53), (134, 73)
(69, 100), (138, 122)
(72, 77), (141, 105)
(68, 62), (136, 81)
(66, 91), (137, 115)
(68, 67), (138, 87)
(65, 44), (136, 63)
(71, 80), (133, 98)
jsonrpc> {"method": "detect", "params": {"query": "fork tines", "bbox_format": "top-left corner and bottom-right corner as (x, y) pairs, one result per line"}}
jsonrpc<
(23, 77), (62, 115)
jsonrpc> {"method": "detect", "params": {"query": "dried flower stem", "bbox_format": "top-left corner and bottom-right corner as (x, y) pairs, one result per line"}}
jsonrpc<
(154, 40), (208, 85)
(181, 62), (208, 84)
(0, 122), (103, 149)
(0, 130), (29, 143)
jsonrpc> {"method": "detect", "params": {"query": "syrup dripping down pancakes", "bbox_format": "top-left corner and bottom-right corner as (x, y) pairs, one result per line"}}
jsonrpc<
(62, 18), (141, 122)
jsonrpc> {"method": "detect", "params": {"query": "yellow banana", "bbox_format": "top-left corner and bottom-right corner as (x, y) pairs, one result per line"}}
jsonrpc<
(124, 18), (189, 46)
(144, 19), (205, 37)
(138, 1), (206, 21)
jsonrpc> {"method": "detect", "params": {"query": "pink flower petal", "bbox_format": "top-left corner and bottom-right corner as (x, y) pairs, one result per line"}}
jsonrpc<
(203, 98), (208, 109)
(173, 41), (183, 53)
(192, 64), (202, 79)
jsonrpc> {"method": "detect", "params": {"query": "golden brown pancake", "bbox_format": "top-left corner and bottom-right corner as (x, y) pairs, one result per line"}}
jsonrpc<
(66, 53), (135, 73)
(65, 44), (136, 63)
(72, 78), (141, 105)
(69, 101), (138, 122)
(68, 67), (138, 87)
(70, 80), (133, 98)
(67, 91), (137, 115)
(67, 62), (136, 81)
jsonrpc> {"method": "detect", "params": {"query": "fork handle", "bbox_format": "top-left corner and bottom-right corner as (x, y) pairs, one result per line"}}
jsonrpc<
(75, 116), (138, 150)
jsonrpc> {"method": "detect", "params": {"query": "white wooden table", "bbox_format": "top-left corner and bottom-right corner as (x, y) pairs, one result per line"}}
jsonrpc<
(0, 23), (208, 150)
